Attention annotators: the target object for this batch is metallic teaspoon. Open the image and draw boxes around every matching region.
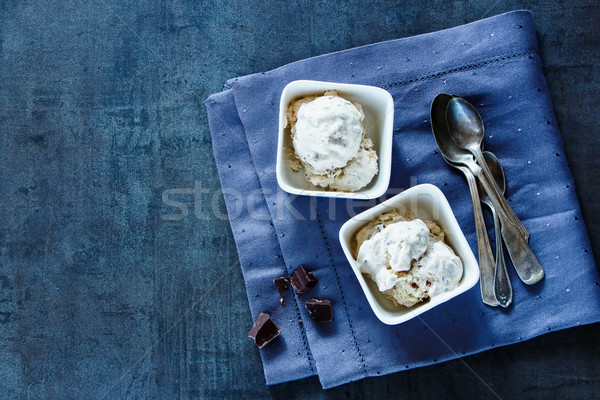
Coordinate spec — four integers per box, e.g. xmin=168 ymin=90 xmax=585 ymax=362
xmin=446 ymin=97 xmax=528 ymax=240
xmin=431 ymin=93 xmax=498 ymax=306
xmin=478 ymin=152 xmax=513 ymax=307
xmin=445 ymin=97 xmax=544 ymax=285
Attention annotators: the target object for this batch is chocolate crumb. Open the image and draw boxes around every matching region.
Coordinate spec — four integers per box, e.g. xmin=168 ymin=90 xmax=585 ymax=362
xmin=411 ymin=282 xmax=419 ymax=289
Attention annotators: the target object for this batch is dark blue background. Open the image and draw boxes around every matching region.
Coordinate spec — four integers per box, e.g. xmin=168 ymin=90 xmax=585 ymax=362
xmin=1 ymin=1 xmax=598 ymax=398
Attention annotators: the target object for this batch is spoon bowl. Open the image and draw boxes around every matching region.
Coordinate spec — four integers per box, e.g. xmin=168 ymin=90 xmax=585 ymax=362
xmin=430 ymin=94 xmax=475 ymax=166
xmin=446 ymin=97 xmax=486 ymax=153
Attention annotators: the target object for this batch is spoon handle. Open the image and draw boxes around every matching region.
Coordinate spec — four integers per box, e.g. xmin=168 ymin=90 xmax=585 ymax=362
xmin=491 ymin=208 xmax=513 ymax=307
xmin=473 ymin=151 xmax=529 ymax=241
xmin=476 ymin=168 xmax=545 ymax=285
xmin=459 ymin=166 xmax=498 ymax=306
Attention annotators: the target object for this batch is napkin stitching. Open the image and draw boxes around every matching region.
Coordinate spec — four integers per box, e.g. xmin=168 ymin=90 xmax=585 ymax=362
xmin=376 ymin=49 xmax=537 ymax=89
xmin=315 ymin=206 xmax=369 ymax=376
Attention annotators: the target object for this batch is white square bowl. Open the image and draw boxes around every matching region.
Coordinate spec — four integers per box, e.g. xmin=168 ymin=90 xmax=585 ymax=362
xmin=338 ymin=184 xmax=479 ymax=325
xmin=276 ymin=80 xmax=394 ymax=199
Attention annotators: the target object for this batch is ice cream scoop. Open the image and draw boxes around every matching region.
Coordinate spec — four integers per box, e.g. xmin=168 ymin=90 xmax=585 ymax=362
xmin=357 ymin=217 xmax=463 ymax=307
xmin=292 ymin=95 xmax=363 ymax=173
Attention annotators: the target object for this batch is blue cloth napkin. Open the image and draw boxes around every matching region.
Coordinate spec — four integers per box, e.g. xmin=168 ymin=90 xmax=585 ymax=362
xmin=206 ymin=11 xmax=600 ymax=388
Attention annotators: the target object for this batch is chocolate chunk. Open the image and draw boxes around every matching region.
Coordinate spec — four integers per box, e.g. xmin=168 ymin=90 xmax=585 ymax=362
xmin=305 ymin=299 xmax=333 ymax=324
xmin=290 ymin=266 xmax=317 ymax=294
xmin=248 ymin=313 xmax=281 ymax=348
xmin=273 ymin=276 xmax=290 ymax=293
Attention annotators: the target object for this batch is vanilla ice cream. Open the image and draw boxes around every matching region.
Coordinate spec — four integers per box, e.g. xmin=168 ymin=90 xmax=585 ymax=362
xmin=293 ymin=94 xmax=363 ymax=172
xmin=286 ymin=91 xmax=378 ymax=192
xmin=356 ymin=211 xmax=463 ymax=308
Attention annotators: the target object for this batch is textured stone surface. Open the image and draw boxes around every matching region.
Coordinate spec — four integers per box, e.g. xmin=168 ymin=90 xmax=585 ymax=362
xmin=0 ymin=0 xmax=598 ymax=398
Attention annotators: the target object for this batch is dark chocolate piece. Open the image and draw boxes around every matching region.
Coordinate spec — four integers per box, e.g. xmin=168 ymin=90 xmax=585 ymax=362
xmin=273 ymin=276 xmax=290 ymax=293
xmin=248 ymin=313 xmax=281 ymax=348
xmin=290 ymin=265 xmax=317 ymax=294
xmin=305 ymin=299 xmax=333 ymax=324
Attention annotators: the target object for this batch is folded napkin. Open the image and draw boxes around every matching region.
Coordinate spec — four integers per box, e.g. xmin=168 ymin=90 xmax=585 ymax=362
xmin=206 ymin=11 xmax=600 ymax=388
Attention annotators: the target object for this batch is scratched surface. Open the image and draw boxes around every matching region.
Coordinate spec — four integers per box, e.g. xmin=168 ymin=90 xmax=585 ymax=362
xmin=0 ymin=1 xmax=599 ymax=398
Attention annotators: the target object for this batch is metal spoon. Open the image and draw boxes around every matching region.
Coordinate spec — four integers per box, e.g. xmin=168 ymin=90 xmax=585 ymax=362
xmin=478 ymin=152 xmax=513 ymax=307
xmin=445 ymin=97 xmax=544 ymax=285
xmin=431 ymin=93 xmax=498 ymax=306
xmin=446 ymin=97 xmax=528 ymax=240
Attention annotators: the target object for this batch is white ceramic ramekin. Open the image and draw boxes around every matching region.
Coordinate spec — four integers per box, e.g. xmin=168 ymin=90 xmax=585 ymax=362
xmin=276 ymin=80 xmax=394 ymax=199
xmin=339 ymin=184 xmax=479 ymax=325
